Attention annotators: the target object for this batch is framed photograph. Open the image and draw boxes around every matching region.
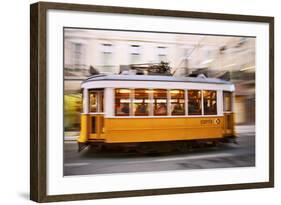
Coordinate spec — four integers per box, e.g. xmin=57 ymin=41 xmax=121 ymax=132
xmin=30 ymin=2 xmax=274 ymax=202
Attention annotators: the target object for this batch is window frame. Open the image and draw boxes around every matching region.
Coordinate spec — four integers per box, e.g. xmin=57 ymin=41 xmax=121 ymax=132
xmin=130 ymin=44 xmax=142 ymax=64
xmin=223 ymin=91 xmax=233 ymax=112
xmin=188 ymin=89 xmax=203 ymax=116
xmin=133 ymin=88 xmax=150 ymax=116
xmin=114 ymin=88 xmax=132 ymax=116
xmin=153 ymin=89 xmax=168 ymax=116
xmin=113 ymin=88 xmax=220 ymax=117
xmin=157 ymin=46 xmax=168 ymax=62
xmin=88 ymin=89 xmax=104 ymax=114
xmin=170 ymin=89 xmax=186 ymax=116
xmin=203 ymin=90 xmax=218 ymax=115
xmin=100 ymin=43 xmax=114 ymax=72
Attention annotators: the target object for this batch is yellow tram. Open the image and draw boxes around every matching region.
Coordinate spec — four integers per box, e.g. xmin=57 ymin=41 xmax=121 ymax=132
xmin=77 ymin=74 xmax=235 ymax=151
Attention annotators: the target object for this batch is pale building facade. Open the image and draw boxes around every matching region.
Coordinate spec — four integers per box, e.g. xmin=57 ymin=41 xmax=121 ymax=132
xmin=64 ymin=29 xmax=255 ymax=76
xmin=63 ymin=28 xmax=255 ymax=130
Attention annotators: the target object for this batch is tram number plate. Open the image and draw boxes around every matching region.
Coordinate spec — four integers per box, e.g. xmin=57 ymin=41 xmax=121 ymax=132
xmin=200 ymin=119 xmax=220 ymax=125
xmin=201 ymin=119 xmax=213 ymax=124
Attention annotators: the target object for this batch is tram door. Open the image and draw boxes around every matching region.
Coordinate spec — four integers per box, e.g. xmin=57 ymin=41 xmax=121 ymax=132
xmin=223 ymin=91 xmax=234 ymax=136
xmin=88 ymin=89 xmax=104 ymax=139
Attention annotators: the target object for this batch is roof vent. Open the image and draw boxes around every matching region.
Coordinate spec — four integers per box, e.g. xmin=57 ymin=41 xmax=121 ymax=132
xmin=120 ymin=70 xmax=137 ymax=75
xmin=121 ymin=70 xmax=130 ymax=75
xmin=197 ymin=74 xmax=207 ymax=79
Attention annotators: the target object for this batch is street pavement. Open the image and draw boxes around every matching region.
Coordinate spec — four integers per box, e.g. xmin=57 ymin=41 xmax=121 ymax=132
xmin=63 ymin=125 xmax=255 ymax=176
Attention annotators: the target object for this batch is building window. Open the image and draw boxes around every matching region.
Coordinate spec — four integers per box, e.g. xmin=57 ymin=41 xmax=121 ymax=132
xmin=115 ymin=89 xmax=131 ymax=116
xmin=188 ymin=90 xmax=202 ymax=115
xmin=130 ymin=45 xmax=141 ymax=64
xmin=133 ymin=89 xmax=149 ymax=116
xmin=73 ymin=43 xmax=84 ymax=69
xmin=101 ymin=43 xmax=113 ymax=72
xmin=170 ymin=90 xmax=185 ymax=115
xmin=203 ymin=90 xmax=217 ymax=115
xmin=223 ymin=91 xmax=232 ymax=111
xmin=157 ymin=46 xmax=167 ymax=62
xmin=153 ymin=89 xmax=168 ymax=116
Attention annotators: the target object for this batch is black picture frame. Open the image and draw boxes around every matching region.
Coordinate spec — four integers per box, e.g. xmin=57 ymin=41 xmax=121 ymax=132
xmin=30 ymin=1 xmax=274 ymax=202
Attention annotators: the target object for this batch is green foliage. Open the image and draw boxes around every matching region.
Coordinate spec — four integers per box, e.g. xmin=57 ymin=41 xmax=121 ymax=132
xmin=64 ymin=94 xmax=82 ymax=131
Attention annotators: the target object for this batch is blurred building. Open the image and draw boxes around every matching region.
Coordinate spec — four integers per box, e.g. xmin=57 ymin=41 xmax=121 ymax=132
xmin=64 ymin=29 xmax=255 ymax=130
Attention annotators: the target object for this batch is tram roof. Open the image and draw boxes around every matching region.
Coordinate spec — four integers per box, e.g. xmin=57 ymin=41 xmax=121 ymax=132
xmin=83 ymin=74 xmax=232 ymax=85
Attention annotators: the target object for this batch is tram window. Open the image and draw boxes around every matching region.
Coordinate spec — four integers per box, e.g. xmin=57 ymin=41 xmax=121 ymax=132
xmin=170 ymin=90 xmax=185 ymax=115
xmin=223 ymin=91 xmax=232 ymax=111
xmin=89 ymin=91 xmax=98 ymax=113
xmin=188 ymin=90 xmax=202 ymax=115
xmin=100 ymin=92 xmax=104 ymax=112
xmin=115 ymin=89 xmax=131 ymax=116
xmin=203 ymin=90 xmax=217 ymax=115
xmin=153 ymin=89 xmax=168 ymax=116
xmin=133 ymin=89 xmax=149 ymax=116
xmin=89 ymin=90 xmax=104 ymax=113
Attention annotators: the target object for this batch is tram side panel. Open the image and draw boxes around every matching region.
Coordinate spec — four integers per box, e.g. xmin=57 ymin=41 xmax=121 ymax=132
xmin=101 ymin=117 xmax=224 ymax=143
xmin=78 ymin=115 xmax=235 ymax=144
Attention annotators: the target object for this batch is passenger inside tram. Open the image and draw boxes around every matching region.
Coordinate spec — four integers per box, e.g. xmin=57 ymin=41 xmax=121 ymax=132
xmin=172 ymin=103 xmax=184 ymax=115
xmin=135 ymin=103 xmax=148 ymax=115
xmin=188 ymin=100 xmax=201 ymax=115
xmin=121 ymin=103 xmax=130 ymax=115
xmin=154 ymin=104 xmax=167 ymax=115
